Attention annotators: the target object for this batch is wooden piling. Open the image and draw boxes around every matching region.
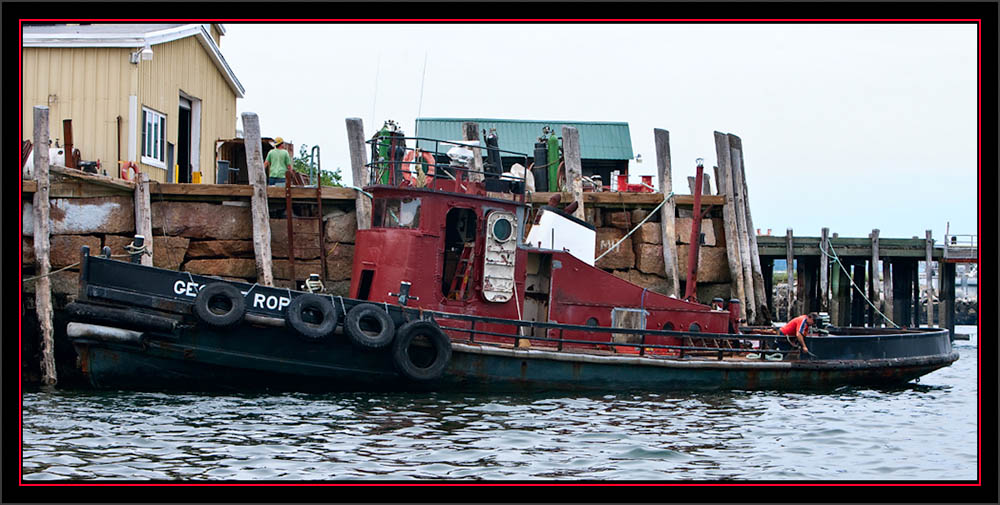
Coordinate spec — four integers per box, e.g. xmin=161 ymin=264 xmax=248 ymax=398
xmin=891 ymin=259 xmax=913 ymax=327
xmin=870 ymin=229 xmax=881 ymax=326
xmin=33 ymin=106 xmax=57 ymax=386
xmin=940 ymin=261 xmax=956 ymax=338
xmin=714 ymin=132 xmax=746 ymax=320
xmin=911 ymin=260 xmax=921 ymax=327
xmin=462 ymin=122 xmax=484 ymax=183
xmin=561 ymin=126 xmax=585 ymax=220
xmin=883 ymin=255 xmax=893 ymax=326
xmin=925 ymin=230 xmax=934 ymax=327
xmin=712 ymin=166 xmax=721 ymax=195
xmin=241 ymin=112 xmax=274 ymax=287
xmin=726 ymin=137 xmax=756 ymax=322
xmin=346 ymin=118 xmax=372 ymax=231
xmin=134 ymin=172 xmax=153 ymax=266
xmin=819 ymin=227 xmax=829 ymax=313
xmin=850 ymin=261 xmax=867 ymax=327
xmin=785 ymin=228 xmax=795 ymax=320
xmin=762 ymin=259 xmax=774 ymax=318
xmin=730 ymin=135 xmax=767 ymax=324
xmin=830 ymin=255 xmax=843 ymax=325
xmin=654 ymin=128 xmax=680 ymax=297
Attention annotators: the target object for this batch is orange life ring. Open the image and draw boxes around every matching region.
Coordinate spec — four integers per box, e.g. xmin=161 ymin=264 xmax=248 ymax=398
xmin=401 ymin=150 xmax=435 ymax=184
xmin=120 ymin=161 xmax=138 ymax=181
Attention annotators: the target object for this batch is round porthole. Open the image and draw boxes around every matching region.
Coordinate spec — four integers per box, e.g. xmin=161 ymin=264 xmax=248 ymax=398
xmin=492 ymin=217 xmax=513 ymax=242
xmin=663 ymin=322 xmax=674 ymax=330
xmin=689 ymin=323 xmax=702 ymax=333
xmin=586 ymin=317 xmax=599 ymax=327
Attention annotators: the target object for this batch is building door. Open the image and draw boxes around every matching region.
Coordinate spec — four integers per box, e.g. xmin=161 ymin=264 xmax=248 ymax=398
xmin=177 ymin=97 xmax=192 ymax=183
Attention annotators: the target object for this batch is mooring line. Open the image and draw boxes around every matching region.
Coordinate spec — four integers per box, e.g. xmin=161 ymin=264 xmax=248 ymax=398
xmin=595 ymin=192 xmax=673 ymax=262
xmin=821 ymin=242 xmax=900 ymax=329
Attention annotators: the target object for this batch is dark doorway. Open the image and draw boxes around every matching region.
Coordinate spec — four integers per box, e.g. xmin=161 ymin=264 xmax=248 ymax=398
xmin=442 ymin=207 xmax=478 ymax=299
xmin=177 ymin=98 xmax=192 ymax=183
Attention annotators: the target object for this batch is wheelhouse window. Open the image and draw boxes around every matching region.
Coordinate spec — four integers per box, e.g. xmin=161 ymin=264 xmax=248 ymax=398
xmin=141 ymin=107 xmax=166 ymax=168
xmin=372 ymin=197 xmax=421 ymax=229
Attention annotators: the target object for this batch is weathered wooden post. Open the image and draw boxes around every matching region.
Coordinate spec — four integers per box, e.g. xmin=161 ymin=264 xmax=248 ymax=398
xmin=728 ymin=141 xmax=756 ymax=323
xmin=654 ymin=128 xmax=680 ymax=297
xmin=883 ymin=257 xmax=894 ymax=326
xmin=462 ymin=122 xmax=484 ymax=183
xmin=925 ymin=230 xmax=934 ymax=327
xmin=870 ymin=229 xmax=881 ymax=326
xmin=561 ymin=126 xmax=585 ymax=220
xmin=714 ymin=132 xmax=746 ymax=321
xmin=241 ymin=112 xmax=274 ymax=287
xmin=819 ymin=227 xmax=830 ymax=313
xmin=32 ymin=106 xmax=57 ymax=386
xmin=134 ymin=172 xmax=153 ymax=266
xmin=730 ymin=135 xmax=767 ymax=323
xmin=346 ymin=118 xmax=372 ymax=231
xmin=940 ymin=261 xmax=956 ymax=338
xmin=786 ymin=228 xmax=795 ymax=320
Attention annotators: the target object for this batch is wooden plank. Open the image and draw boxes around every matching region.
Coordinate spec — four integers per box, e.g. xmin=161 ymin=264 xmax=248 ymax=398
xmin=731 ymin=135 xmax=767 ymax=324
xmin=241 ymin=112 xmax=274 ymax=287
xmin=654 ymin=128 xmax=679 ymax=297
xmin=786 ymin=228 xmax=795 ymax=321
xmin=728 ymin=140 xmax=756 ymax=322
xmin=32 ymin=106 xmax=57 ymax=386
xmin=462 ymin=122 xmax=484 ymax=184
xmin=346 ymin=118 xmax=372 ymax=231
xmin=819 ymin=227 xmax=829 ymax=313
xmin=134 ymin=172 xmax=153 ymax=266
xmin=925 ymin=230 xmax=934 ymax=327
xmin=712 ymin=166 xmax=721 ymax=195
xmin=561 ymin=126 xmax=585 ymax=220
xmin=714 ymin=131 xmax=746 ymax=321
xmin=49 ymin=164 xmax=136 ymax=191
xmin=870 ymin=229 xmax=882 ymax=326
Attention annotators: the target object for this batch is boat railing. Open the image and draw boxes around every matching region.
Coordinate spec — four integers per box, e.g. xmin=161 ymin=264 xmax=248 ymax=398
xmin=364 ymin=136 xmax=530 ymax=202
xmin=408 ymin=307 xmax=799 ymax=361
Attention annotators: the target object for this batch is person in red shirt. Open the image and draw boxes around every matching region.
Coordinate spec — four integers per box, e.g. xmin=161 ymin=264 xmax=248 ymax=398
xmin=780 ymin=312 xmax=818 ymax=354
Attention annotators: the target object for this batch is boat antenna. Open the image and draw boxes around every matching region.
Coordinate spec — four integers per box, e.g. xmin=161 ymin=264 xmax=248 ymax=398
xmin=416 ymin=51 xmax=428 ymax=133
xmin=371 ymin=53 xmax=381 ymax=128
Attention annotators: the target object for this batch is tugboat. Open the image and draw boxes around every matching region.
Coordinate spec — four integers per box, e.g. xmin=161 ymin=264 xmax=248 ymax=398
xmin=64 ymin=133 xmax=957 ymax=391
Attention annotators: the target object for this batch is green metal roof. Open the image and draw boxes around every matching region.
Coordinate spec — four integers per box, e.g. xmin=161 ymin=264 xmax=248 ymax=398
xmin=415 ymin=118 xmax=634 ymax=161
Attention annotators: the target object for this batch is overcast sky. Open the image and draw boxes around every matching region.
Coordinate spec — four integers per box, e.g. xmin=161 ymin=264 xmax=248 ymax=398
xmin=224 ymin=23 xmax=978 ymax=240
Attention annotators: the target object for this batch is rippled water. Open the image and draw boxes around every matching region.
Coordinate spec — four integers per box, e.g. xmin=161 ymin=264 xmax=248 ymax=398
xmin=21 ymin=327 xmax=978 ymax=481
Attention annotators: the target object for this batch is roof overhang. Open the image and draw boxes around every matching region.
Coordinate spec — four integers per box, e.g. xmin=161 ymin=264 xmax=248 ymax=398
xmin=22 ymin=24 xmax=244 ymax=98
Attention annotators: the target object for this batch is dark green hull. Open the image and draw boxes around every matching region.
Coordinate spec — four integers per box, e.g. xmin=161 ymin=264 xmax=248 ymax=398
xmin=71 ymin=323 xmax=958 ymax=392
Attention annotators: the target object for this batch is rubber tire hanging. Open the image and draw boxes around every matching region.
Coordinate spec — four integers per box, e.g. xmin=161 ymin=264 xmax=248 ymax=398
xmin=344 ymin=303 xmax=396 ymax=349
xmin=286 ymin=294 xmax=337 ymax=341
xmin=391 ymin=319 xmax=452 ymax=381
xmin=193 ymin=283 xmax=246 ymax=328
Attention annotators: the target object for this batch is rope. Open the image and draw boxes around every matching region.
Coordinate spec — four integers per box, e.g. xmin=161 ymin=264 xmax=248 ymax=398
xmin=22 ymin=251 xmax=136 ymax=283
xmin=820 ymin=242 xmax=900 ymax=329
xmin=595 ymin=192 xmax=673 ymax=262
xmin=346 ymin=185 xmax=373 ymax=200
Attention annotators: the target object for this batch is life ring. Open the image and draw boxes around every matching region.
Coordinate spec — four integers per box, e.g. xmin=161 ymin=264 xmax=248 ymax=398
xmin=391 ymin=320 xmax=452 ymax=381
xmin=120 ymin=161 xmax=138 ymax=181
xmin=401 ymin=150 xmax=435 ymax=184
xmin=193 ymin=283 xmax=245 ymax=328
xmin=345 ymin=303 xmax=396 ymax=349
xmin=286 ymin=294 xmax=337 ymax=341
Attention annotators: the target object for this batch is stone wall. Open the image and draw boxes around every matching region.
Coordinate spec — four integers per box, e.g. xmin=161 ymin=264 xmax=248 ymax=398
xmin=21 ymin=198 xmax=358 ymax=304
xmin=591 ymin=206 xmax=732 ymax=302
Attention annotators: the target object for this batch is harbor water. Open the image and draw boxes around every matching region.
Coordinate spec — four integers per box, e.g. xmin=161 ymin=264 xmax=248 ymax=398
xmin=21 ymin=326 xmax=978 ymax=481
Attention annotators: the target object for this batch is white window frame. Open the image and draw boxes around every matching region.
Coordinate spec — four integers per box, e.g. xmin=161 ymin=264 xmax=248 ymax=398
xmin=141 ymin=106 xmax=167 ymax=169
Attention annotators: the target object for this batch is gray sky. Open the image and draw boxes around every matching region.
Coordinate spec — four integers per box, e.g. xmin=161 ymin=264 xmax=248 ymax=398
xmin=224 ymin=23 xmax=978 ymax=239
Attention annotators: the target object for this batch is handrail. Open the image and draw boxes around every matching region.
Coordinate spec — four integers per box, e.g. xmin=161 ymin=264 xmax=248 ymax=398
xmin=364 ymin=135 xmax=530 ymax=201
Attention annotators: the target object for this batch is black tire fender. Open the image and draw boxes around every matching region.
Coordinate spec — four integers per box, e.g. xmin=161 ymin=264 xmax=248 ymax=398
xmin=193 ymin=282 xmax=245 ymax=328
xmin=286 ymin=294 xmax=337 ymax=341
xmin=391 ymin=319 xmax=452 ymax=381
xmin=345 ymin=303 xmax=395 ymax=349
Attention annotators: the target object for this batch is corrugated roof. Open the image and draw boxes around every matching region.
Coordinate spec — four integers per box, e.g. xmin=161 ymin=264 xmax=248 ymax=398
xmin=415 ymin=118 xmax=634 ymax=160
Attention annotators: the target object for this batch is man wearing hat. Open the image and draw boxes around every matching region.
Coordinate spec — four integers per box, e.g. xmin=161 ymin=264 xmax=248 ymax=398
xmin=264 ymin=137 xmax=293 ymax=185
